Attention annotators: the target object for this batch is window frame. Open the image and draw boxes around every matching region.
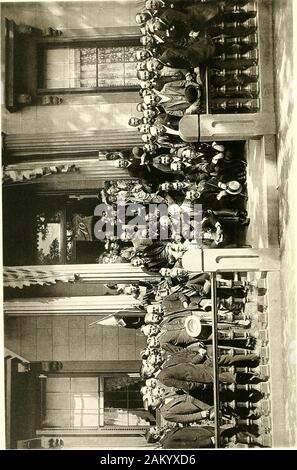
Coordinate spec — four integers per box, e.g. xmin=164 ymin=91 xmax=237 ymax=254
xmin=41 ymin=374 xmax=151 ymax=431
xmin=37 ymin=36 xmax=141 ymax=94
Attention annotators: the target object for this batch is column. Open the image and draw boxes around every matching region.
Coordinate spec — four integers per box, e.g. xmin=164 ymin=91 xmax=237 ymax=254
xmin=3 ymin=264 xmax=160 ymax=289
xmin=179 ymin=113 xmax=276 ymax=142
xmin=4 ymin=130 xmax=142 ymax=158
xmin=4 ymin=295 xmax=141 ymax=316
xmin=3 ymin=157 xmax=131 ymax=184
xmin=182 ymin=248 xmax=280 ymax=273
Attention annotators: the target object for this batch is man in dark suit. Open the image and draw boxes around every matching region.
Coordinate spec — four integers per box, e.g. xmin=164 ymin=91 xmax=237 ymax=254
xmin=150 ymin=3 xmax=220 ymax=38
xmin=157 ymin=314 xmax=213 ymax=348
xmin=146 ymin=424 xmax=261 ymax=449
xmin=146 ymin=424 xmax=216 ymax=448
xmin=156 ymin=37 xmax=216 ymax=69
xmin=114 ymin=158 xmax=177 ymax=190
xmin=145 ymin=392 xmax=213 ymax=424
xmin=155 ymin=350 xmax=262 ymax=391
xmin=154 ymin=112 xmax=181 ymax=130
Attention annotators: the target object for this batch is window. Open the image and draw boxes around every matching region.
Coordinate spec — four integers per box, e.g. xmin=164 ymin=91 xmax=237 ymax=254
xmin=42 ymin=376 xmax=155 ymax=430
xmin=35 ymin=196 xmax=106 ymax=265
xmin=38 ymin=39 xmax=141 ymax=93
xmin=43 ymin=377 xmax=100 ymax=429
xmin=103 ymin=377 xmax=155 ymax=427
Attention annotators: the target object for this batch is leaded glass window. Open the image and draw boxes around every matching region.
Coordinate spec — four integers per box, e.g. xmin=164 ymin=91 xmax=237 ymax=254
xmin=43 ymin=45 xmax=141 ymax=90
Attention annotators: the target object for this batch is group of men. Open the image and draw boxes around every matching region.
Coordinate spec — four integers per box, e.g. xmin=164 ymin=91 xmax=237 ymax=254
xmin=130 ymin=0 xmax=258 ymax=136
xmin=141 ymin=272 xmax=268 ymax=448
xmin=101 ymin=268 xmax=270 ymax=448
xmin=93 ymin=0 xmax=268 ymax=449
xmin=99 ymin=140 xmax=249 ymax=271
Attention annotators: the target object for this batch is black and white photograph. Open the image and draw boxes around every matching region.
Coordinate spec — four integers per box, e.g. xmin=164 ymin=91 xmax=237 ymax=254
xmin=0 ymin=0 xmax=296 ymax=453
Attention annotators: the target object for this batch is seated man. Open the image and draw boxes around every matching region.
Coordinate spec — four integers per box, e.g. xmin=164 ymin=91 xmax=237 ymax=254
xmin=145 ymin=424 xmax=264 ymax=449
xmin=145 ymin=424 xmax=216 ymax=448
xmin=154 ymin=38 xmax=216 ymax=69
xmin=143 ymin=78 xmax=202 ymax=116
xmin=148 ymin=3 xmax=220 ymax=39
xmin=113 ymin=158 xmax=174 ymax=190
xmin=153 ymin=112 xmax=181 ymax=130
xmin=157 ymin=315 xmax=210 ymax=347
xmin=156 ymin=352 xmax=264 ymax=391
xmin=121 ymin=282 xmax=157 ymax=308
xmin=144 ymin=390 xmax=213 ymax=424
xmin=185 ymin=179 xmax=245 ymax=212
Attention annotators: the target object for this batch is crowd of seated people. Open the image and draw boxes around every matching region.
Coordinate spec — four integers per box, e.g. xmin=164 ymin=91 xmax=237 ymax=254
xmin=95 ymin=149 xmax=268 ymax=446
xmin=133 ymin=0 xmax=259 ymax=117
xmin=98 ymin=140 xmax=250 ymax=270
xmin=92 ymin=0 xmax=268 ymax=448
xmin=100 ymin=270 xmax=270 ymax=448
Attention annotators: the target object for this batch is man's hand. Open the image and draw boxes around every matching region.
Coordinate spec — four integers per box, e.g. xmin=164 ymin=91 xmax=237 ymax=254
xmin=209 ymin=408 xmax=215 ymax=420
xmin=215 ymin=226 xmax=224 ymax=244
xmin=201 ymin=410 xmax=210 ymax=418
xmin=198 ymin=347 xmax=207 ymax=357
xmin=189 ymin=31 xmax=199 ymax=39
xmin=185 ymin=102 xmax=199 ymax=115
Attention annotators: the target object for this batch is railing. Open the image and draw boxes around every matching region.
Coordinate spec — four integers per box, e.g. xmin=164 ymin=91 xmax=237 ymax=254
xmin=182 ymin=248 xmax=280 ymax=448
xmin=211 ymin=272 xmax=221 ymax=447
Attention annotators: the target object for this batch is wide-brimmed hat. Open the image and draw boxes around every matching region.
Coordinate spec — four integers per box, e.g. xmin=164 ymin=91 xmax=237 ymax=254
xmin=225 ymin=180 xmax=243 ymax=195
xmin=185 ymin=316 xmax=201 ymax=338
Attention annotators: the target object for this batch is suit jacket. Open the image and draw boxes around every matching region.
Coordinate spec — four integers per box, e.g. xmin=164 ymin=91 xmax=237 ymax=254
xmin=157 ymin=363 xmax=210 ymax=391
xmin=157 ymin=4 xmax=219 ymax=33
xmin=155 ymin=9 xmax=191 ymax=38
xmin=183 ymin=3 xmax=219 ymax=26
xmin=158 ymin=38 xmax=215 ymax=69
xmin=162 ymin=294 xmax=193 ymax=315
xmin=158 ymin=79 xmax=192 ymax=115
xmin=158 ymin=46 xmax=193 ymax=69
xmin=154 ymin=74 xmax=184 ymax=92
xmin=160 ymin=393 xmax=211 ymax=423
xmin=160 ymin=315 xmax=213 ymax=341
xmin=127 ymin=161 xmax=174 ymax=190
xmin=158 ymin=327 xmax=199 ymax=349
xmin=160 ymin=426 xmax=215 ymax=449
xmin=154 ymin=113 xmax=181 ymax=130
xmin=162 ymin=349 xmax=205 ymax=368
xmin=158 ymin=315 xmax=213 ymax=348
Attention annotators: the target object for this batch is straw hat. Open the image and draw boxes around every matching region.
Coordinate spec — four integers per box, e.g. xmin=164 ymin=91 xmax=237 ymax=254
xmin=185 ymin=316 xmax=202 ymax=338
xmin=225 ymin=180 xmax=243 ymax=195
